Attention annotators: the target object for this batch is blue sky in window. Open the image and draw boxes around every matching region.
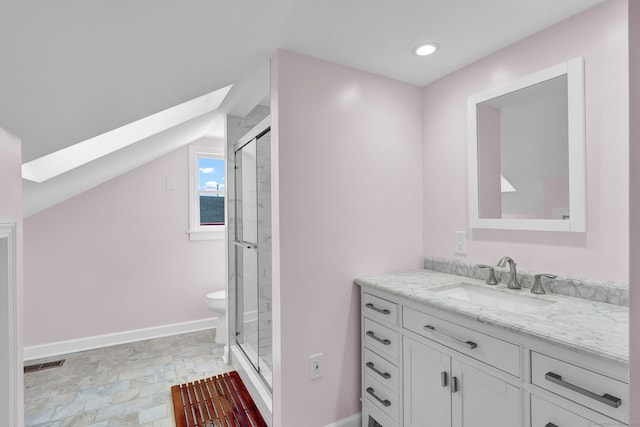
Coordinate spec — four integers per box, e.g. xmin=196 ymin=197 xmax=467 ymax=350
xmin=198 ymin=157 xmax=225 ymax=192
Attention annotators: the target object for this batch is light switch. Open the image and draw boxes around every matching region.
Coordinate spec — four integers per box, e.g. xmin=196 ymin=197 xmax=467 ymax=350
xmin=166 ymin=176 xmax=176 ymax=191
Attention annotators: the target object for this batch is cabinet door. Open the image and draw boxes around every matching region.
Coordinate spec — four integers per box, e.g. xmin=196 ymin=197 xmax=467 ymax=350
xmin=403 ymin=337 xmax=451 ymax=427
xmin=451 ymin=360 xmax=521 ymax=427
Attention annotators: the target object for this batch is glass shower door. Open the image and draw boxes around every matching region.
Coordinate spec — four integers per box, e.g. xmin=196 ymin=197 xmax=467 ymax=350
xmin=233 ymin=126 xmax=272 ymax=390
xmin=234 ymin=138 xmax=260 ymax=371
xmin=255 ymin=129 xmax=272 ymax=388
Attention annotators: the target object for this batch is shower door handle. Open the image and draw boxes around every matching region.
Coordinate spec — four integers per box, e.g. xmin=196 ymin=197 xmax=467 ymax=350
xmin=232 ymin=240 xmax=257 ymax=250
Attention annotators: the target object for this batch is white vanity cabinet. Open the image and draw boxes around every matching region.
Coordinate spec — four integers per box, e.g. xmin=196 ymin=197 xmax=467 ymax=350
xmin=529 ymin=350 xmax=629 ymax=426
xmin=530 ymin=395 xmax=606 ymax=427
xmin=362 ymin=293 xmax=402 ymax=427
xmin=402 ymin=337 xmax=451 ymax=426
xmin=361 ymin=289 xmax=522 ymax=427
xmin=402 ymin=308 xmax=521 ymax=427
xmin=403 ymin=336 xmax=521 ymax=427
xmin=359 ymin=286 xmax=629 ymax=427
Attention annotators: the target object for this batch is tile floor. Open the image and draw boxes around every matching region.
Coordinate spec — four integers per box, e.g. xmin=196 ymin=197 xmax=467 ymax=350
xmin=24 ymin=329 xmax=232 ymax=427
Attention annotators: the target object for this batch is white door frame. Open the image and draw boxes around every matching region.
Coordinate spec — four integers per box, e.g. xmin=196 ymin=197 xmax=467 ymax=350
xmin=0 ymin=221 xmax=20 ymax=426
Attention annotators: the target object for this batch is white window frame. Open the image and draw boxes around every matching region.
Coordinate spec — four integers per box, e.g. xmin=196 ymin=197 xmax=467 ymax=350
xmin=188 ymin=145 xmax=226 ymax=241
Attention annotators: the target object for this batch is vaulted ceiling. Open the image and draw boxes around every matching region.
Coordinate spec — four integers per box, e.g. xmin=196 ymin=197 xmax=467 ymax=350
xmin=0 ymin=0 xmax=603 ymax=215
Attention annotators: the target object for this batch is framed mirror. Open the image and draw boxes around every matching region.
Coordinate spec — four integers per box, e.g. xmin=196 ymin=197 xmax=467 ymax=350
xmin=468 ymin=57 xmax=586 ymax=232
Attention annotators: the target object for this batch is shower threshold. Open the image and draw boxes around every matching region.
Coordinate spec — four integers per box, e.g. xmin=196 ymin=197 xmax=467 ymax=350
xmin=230 ymin=345 xmax=272 ymax=427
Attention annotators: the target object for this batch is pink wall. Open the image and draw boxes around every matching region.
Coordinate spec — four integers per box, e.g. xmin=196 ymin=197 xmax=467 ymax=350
xmin=628 ymin=0 xmax=639 ymax=423
xmin=423 ymin=0 xmax=629 ymax=283
xmin=271 ymin=49 xmax=423 ymax=426
xmin=0 ymin=127 xmax=24 ymax=426
xmin=23 ymin=140 xmax=226 ymax=346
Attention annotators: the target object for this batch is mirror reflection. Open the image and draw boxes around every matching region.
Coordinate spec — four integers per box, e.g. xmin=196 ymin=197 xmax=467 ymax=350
xmin=477 ymin=75 xmax=570 ymax=220
xmin=468 ymin=56 xmax=586 ymax=232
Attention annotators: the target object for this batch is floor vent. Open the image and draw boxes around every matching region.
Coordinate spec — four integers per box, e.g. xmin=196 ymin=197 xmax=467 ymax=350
xmin=24 ymin=360 xmax=65 ymax=373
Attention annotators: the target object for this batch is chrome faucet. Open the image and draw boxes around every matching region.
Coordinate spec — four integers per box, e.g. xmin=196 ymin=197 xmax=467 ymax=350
xmin=531 ymin=273 xmax=557 ymax=295
xmin=497 ymin=256 xmax=521 ymax=289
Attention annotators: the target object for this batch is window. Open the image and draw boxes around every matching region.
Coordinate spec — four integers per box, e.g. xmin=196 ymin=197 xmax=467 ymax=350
xmin=189 ymin=145 xmax=225 ymax=240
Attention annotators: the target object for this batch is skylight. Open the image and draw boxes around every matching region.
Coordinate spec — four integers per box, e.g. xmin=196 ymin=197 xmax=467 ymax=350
xmin=22 ymin=85 xmax=232 ymax=183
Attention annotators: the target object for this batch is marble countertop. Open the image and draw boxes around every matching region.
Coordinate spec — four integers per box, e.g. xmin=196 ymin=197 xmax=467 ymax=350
xmin=355 ymin=269 xmax=628 ymax=364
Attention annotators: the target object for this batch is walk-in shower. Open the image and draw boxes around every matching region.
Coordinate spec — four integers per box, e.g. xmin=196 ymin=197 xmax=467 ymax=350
xmin=227 ymin=111 xmax=273 ymax=424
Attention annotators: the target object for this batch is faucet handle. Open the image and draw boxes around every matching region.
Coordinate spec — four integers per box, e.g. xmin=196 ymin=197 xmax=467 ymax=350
xmin=478 ymin=265 xmax=499 ymax=286
xmin=531 ymin=273 xmax=557 ymax=295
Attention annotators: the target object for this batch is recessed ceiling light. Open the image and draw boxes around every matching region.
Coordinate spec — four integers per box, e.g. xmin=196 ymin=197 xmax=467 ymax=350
xmin=414 ymin=42 xmax=439 ymax=56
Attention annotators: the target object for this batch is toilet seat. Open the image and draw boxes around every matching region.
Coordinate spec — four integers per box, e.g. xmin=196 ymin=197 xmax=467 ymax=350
xmin=206 ymin=290 xmax=225 ymax=301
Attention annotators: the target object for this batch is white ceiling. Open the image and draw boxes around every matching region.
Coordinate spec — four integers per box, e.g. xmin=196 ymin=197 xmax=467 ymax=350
xmin=4 ymin=0 xmax=608 ymax=217
xmin=1 ymin=0 xmax=604 ymax=164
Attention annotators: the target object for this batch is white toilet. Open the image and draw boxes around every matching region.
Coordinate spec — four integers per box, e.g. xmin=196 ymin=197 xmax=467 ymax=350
xmin=205 ymin=290 xmax=227 ymax=345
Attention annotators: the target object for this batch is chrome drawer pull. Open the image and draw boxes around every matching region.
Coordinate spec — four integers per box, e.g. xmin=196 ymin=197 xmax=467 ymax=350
xmin=544 ymin=372 xmax=622 ymax=408
xmin=366 ymin=387 xmax=391 ymax=407
xmin=423 ymin=325 xmax=478 ymax=349
xmin=545 ymin=424 xmax=558 ymax=427
xmin=366 ymin=331 xmax=391 ymax=345
xmin=441 ymin=371 xmax=448 ymax=387
xmin=366 ymin=362 xmax=391 ymax=379
xmin=365 ymin=303 xmax=391 ymax=315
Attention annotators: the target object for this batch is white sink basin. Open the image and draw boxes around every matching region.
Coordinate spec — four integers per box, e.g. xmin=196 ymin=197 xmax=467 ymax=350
xmin=433 ymin=283 xmax=555 ymax=313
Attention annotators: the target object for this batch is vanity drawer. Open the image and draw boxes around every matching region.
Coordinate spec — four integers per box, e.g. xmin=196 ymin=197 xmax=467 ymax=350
xmin=403 ymin=307 xmax=520 ymax=376
xmin=362 ymin=402 xmax=399 ymax=427
xmin=364 ymin=373 xmax=400 ymax=423
xmin=531 ymin=351 xmax=628 ymax=424
xmin=364 ymin=318 xmax=400 ymax=363
xmin=364 ymin=293 xmax=398 ymax=326
xmin=531 ymin=394 xmax=608 ymax=427
xmin=363 ymin=348 xmax=400 ymax=395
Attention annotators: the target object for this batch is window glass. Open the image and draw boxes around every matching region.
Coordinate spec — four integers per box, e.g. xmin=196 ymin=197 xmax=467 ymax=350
xmin=198 ymin=157 xmax=225 ymax=226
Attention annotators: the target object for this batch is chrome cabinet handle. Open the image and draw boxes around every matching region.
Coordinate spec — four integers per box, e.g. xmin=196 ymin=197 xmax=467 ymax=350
xmin=365 ymin=303 xmax=391 ymax=315
xmin=545 ymin=372 xmax=622 ymax=408
xmin=366 ymin=331 xmax=391 ymax=345
xmin=423 ymin=325 xmax=478 ymax=349
xmin=366 ymin=362 xmax=391 ymax=379
xmin=545 ymin=423 xmax=558 ymax=427
xmin=366 ymin=387 xmax=391 ymax=407
xmin=441 ymin=371 xmax=448 ymax=387
xmin=451 ymin=376 xmax=459 ymax=393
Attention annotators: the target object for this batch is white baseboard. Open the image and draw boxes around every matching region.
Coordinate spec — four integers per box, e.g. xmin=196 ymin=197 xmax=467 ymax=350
xmin=24 ymin=317 xmax=217 ymax=361
xmin=324 ymin=413 xmax=362 ymax=427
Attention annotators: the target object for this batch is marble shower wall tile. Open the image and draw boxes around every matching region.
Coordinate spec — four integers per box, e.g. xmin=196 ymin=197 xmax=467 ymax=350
xmin=424 ymin=257 xmax=629 ymax=306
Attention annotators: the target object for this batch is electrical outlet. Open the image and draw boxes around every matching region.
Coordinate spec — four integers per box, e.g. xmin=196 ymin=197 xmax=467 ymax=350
xmin=309 ymin=353 xmax=323 ymax=380
xmin=454 ymin=231 xmax=467 ymax=255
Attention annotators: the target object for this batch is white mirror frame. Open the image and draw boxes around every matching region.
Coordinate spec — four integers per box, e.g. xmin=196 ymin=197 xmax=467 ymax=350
xmin=468 ymin=57 xmax=586 ymax=232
